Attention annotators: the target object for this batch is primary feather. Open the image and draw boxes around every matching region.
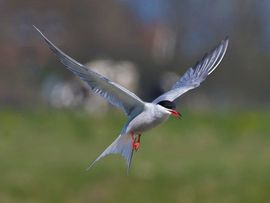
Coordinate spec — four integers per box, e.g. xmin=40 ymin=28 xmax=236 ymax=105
xmin=34 ymin=25 xmax=144 ymax=116
xmin=153 ymin=37 xmax=229 ymax=104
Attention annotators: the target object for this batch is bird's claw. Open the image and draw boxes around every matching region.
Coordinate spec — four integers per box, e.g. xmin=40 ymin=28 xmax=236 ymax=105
xmin=131 ymin=133 xmax=141 ymax=151
xmin=133 ymin=142 xmax=140 ymax=151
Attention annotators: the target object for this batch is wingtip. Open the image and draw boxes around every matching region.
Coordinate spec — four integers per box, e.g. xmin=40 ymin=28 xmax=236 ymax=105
xmin=222 ymin=36 xmax=229 ymax=53
xmin=32 ymin=24 xmax=40 ymax=32
xmin=223 ymin=36 xmax=230 ymax=44
xmin=32 ymin=25 xmax=45 ymax=38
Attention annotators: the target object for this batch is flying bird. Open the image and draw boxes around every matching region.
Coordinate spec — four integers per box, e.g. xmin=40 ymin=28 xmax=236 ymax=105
xmin=34 ymin=25 xmax=229 ymax=171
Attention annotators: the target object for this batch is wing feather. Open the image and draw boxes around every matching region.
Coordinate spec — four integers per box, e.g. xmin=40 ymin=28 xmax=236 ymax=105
xmin=153 ymin=37 xmax=229 ymax=103
xmin=34 ymin=26 xmax=144 ymax=116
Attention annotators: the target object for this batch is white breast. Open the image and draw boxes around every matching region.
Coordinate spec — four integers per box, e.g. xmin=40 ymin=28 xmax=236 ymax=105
xmin=123 ymin=103 xmax=170 ymax=134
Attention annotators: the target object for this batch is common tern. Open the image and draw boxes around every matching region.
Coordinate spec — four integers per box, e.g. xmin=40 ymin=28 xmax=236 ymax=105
xmin=34 ymin=25 xmax=229 ymax=171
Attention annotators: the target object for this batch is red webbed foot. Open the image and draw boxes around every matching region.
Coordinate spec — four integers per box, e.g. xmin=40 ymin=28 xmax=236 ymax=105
xmin=131 ymin=133 xmax=141 ymax=151
xmin=133 ymin=142 xmax=140 ymax=151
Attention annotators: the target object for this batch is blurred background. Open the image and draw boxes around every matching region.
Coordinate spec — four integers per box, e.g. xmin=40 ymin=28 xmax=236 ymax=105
xmin=3 ymin=0 xmax=270 ymax=109
xmin=1 ymin=0 xmax=270 ymax=202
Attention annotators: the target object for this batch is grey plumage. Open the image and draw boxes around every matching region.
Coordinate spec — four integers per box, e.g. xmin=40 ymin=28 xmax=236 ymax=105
xmin=33 ymin=25 xmax=144 ymax=117
xmin=152 ymin=37 xmax=229 ymax=104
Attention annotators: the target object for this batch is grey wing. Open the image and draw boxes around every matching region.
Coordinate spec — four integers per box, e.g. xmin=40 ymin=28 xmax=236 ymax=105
xmin=34 ymin=26 xmax=144 ymax=116
xmin=153 ymin=37 xmax=229 ymax=103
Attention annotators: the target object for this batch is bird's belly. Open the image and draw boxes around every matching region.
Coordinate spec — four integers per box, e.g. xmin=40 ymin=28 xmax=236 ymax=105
xmin=126 ymin=111 xmax=170 ymax=134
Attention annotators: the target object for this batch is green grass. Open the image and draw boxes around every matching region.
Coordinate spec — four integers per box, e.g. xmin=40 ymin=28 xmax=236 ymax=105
xmin=0 ymin=108 xmax=270 ymax=203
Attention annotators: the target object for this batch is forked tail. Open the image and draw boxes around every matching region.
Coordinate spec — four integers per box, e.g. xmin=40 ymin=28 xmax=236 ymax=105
xmin=87 ymin=134 xmax=134 ymax=172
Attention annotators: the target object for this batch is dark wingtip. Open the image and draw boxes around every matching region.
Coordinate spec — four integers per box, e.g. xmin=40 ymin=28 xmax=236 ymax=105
xmin=223 ymin=36 xmax=230 ymax=44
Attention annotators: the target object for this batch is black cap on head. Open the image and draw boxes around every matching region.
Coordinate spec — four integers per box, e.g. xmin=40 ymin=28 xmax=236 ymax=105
xmin=157 ymin=100 xmax=176 ymax=110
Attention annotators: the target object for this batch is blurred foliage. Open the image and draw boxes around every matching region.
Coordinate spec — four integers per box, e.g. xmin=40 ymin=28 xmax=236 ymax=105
xmin=1 ymin=0 xmax=270 ymax=106
xmin=0 ymin=109 xmax=270 ymax=202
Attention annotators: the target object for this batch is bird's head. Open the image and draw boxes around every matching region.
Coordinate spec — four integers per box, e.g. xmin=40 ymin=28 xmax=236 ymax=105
xmin=157 ymin=100 xmax=181 ymax=119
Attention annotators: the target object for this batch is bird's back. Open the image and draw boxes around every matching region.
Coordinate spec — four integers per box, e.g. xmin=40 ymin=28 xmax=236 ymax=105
xmin=123 ymin=103 xmax=170 ymax=135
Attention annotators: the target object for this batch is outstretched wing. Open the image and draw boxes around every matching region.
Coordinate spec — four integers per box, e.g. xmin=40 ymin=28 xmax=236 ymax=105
xmin=152 ymin=37 xmax=229 ymax=104
xmin=34 ymin=26 xmax=144 ymax=116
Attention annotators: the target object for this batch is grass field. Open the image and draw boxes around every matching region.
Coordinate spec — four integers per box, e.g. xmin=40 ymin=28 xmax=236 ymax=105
xmin=0 ymin=108 xmax=270 ymax=203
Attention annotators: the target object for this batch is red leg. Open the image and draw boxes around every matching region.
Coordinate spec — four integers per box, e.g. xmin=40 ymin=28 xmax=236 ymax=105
xmin=133 ymin=134 xmax=141 ymax=151
xmin=131 ymin=132 xmax=135 ymax=148
xmin=131 ymin=132 xmax=135 ymax=141
xmin=131 ymin=132 xmax=142 ymax=151
xmin=137 ymin=134 xmax=141 ymax=143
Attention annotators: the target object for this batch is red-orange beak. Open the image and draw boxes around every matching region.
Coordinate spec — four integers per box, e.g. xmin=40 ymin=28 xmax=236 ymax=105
xmin=169 ymin=109 xmax=182 ymax=119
